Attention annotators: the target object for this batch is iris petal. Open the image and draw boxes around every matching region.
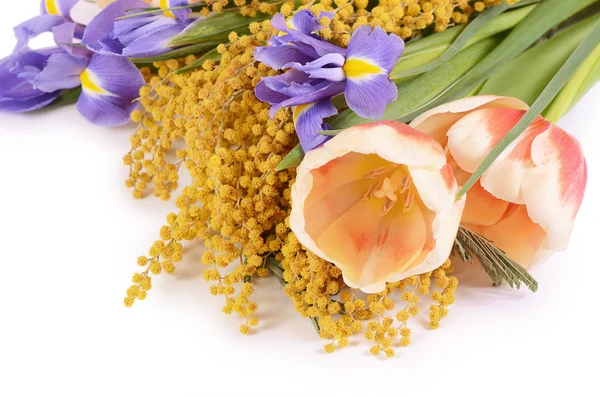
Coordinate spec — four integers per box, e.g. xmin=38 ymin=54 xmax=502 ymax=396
xmin=33 ymin=52 xmax=88 ymax=92
xmin=293 ymin=99 xmax=337 ymax=151
xmin=76 ymin=54 xmax=144 ymax=126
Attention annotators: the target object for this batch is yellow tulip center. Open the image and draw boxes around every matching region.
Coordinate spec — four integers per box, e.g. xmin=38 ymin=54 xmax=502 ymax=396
xmin=363 ymin=165 xmax=414 ymax=216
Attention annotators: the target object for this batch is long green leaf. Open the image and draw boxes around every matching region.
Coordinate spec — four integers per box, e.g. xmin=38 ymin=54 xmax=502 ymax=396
xmin=479 ymin=14 xmax=600 ymax=105
xmin=275 ymin=143 xmax=304 ymax=171
xmin=407 ymin=0 xmax=590 ymax=121
xmin=41 ymin=87 xmax=81 ymax=111
xmin=458 ymin=19 xmax=600 ymax=198
xmin=543 ymin=42 xmax=600 ymax=122
xmin=329 ymin=36 xmax=502 ymax=131
xmin=130 ymin=42 xmax=219 ymax=63
xmin=168 ymin=10 xmax=266 ymax=48
xmin=276 ymin=37 xmax=501 ymax=170
xmin=391 ymin=3 xmax=509 ymax=80
xmin=390 ymin=3 xmax=537 ymax=82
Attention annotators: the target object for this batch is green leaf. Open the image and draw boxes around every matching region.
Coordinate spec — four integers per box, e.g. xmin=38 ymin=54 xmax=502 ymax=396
xmin=414 ymin=0 xmax=590 ymax=120
xmin=391 ymin=3 xmax=510 ymax=80
xmin=328 ymin=35 xmax=502 ymax=131
xmin=456 ymin=227 xmax=538 ymax=292
xmin=130 ymin=42 xmax=220 ymax=63
xmin=390 ymin=2 xmax=538 ymax=82
xmin=479 ymin=14 xmax=600 ymax=105
xmin=168 ymin=10 xmax=266 ymax=48
xmin=117 ymin=4 xmax=199 ymax=20
xmin=458 ymin=18 xmax=600 ymax=198
xmin=44 ymin=87 xmax=81 ymax=110
xmin=543 ymin=42 xmax=600 ymax=122
xmin=175 ymin=47 xmax=223 ymax=74
xmin=275 ymin=143 xmax=304 ymax=171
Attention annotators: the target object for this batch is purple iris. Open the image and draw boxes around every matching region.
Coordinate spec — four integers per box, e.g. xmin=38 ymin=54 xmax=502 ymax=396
xmin=254 ymin=11 xmax=404 ymax=152
xmin=0 ymin=14 xmax=144 ymax=125
xmin=82 ymin=0 xmax=195 ymax=58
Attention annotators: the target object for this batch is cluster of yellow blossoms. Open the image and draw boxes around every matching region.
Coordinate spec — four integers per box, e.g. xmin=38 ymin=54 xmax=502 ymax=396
xmin=123 ymin=0 xmax=514 ymax=356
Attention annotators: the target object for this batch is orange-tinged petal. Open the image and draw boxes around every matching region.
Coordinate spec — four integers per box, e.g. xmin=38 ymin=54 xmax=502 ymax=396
xmin=480 ymin=205 xmax=547 ymax=268
xmin=447 ymin=107 xmax=525 ymax=173
xmin=461 ymin=180 xmax=510 ymax=226
xmin=318 ymin=197 xmax=427 ymax=293
xmin=290 ymin=120 xmax=464 ymax=293
xmin=418 ymin=194 xmax=466 ymax=273
xmin=408 ymin=162 xmax=457 ymax=213
xmin=521 ymin=124 xmax=587 ymax=251
xmin=323 ymin=121 xmax=447 ymax=168
xmin=480 ymin=117 xmax=552 ymax=204
xmin=410 ymin=95 xmax=529 ymax=146
xmin=309 ymin=152 xmax=390 ymax=201
xmin=303 ymin=179 xmax=373 ymax=241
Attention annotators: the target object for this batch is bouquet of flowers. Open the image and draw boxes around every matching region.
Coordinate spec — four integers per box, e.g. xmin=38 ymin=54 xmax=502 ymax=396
xmin=2 ymin=0 xmax=597 ymax=356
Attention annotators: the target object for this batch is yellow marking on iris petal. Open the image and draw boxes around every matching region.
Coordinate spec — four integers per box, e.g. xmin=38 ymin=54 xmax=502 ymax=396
xmin=293 ymin=103 xmax=314 ymax=125
xmin=80 ymin=69 xmax=109 ymax=96
xmin=45 ymin=0 xmax=61 ymax=15
xmin=343 ymin=58 xmax=383 ymax=79
xmin=160 ymin=0 xmax=176 ymax=18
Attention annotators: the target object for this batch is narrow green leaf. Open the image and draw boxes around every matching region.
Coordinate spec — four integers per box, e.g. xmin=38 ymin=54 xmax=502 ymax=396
xmin=391 ymin=3 xmax=509 ymax=80
xmin=390 ymin=3 xmax=537 ymax=81
xmin=458 ymin=19 xmax=600 ymax=198
xmin=275 ymin=144 xmax=304 ymax=171
xmin=543 ymin=42 xmax=600 ymax=122
xmin=328 ymin=36 xmax=502 ymax=131
xmin=414 ymin=0 xmax=590 ymax=119
xmin=116 ymin=4 xmax=199 ymax=20
xmin=168 ymin=10 xmax=266 ymax=48
xmin=44 ymin=87 xmax=82 ymax=110
xmin=175 ymin=48 xmax=222 ymax=74
xmin=130 ymin=42 xmax=219 ymax=63
xmin=479 ymin=14 xmax=600 ymax=105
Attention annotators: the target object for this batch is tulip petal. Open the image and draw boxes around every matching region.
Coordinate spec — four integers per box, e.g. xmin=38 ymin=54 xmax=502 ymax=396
xmin=479 ymin=205 xmax=547 ymax=267
xmin=410 ymin=95 xmax=529 ymax=146
xmin=462 ymin=181 xmax=510 ymax=226
xmin=318 ymin=197 xmax=427 ymax=293
xmin=410 ymin=195 xmax=466 ymax=277
xmin=521 ymin=124 xmax=587 ymax=252
xmin=479 ymin=117 xmax=552 ymax=204
xmin=324 ymin=121 xmax=447 ymax=168
xmin=446 ymin=107 xmax=526 ymax=173
xmin=408 ymin=162 xmax=457 ymax=214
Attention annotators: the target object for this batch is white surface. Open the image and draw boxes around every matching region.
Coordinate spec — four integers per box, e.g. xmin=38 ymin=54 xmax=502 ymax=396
xmin=1 ymin=3 xmax=599 ymax=397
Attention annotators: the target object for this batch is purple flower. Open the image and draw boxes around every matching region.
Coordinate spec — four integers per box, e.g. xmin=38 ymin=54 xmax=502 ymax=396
xmin=0 ymin=49 xmax=63 ymax=112
xmin=1 ymin=19 xmax=144 ymax=126
xmin=82 ymin=0 xmax=195 ymax=58
xmin=254 ymin=11 xmax=404 ymax=152
xmin=40 ymin=0 xmax=80 ymax=19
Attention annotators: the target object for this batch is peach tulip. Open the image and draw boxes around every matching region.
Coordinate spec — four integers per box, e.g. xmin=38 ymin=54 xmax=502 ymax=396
xmin=410 ymin=95 xmax=587 ymax=267
xmin=290 ymin=121 xmax=466 ymax=293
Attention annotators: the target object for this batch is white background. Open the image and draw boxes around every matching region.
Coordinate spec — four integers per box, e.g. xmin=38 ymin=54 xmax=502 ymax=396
xmin=1 ymin=3 xmax=599 ymax=397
